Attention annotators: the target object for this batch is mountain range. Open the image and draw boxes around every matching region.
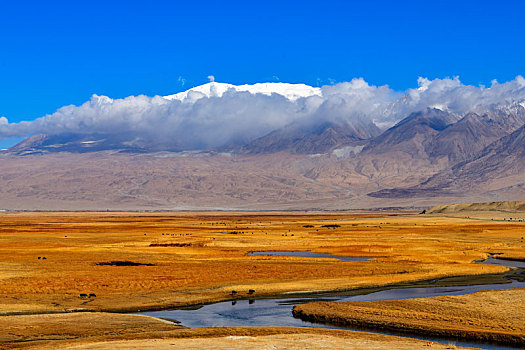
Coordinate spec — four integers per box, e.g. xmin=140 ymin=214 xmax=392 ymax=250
xmin=1 ymin=82 xmax=524 ymax=210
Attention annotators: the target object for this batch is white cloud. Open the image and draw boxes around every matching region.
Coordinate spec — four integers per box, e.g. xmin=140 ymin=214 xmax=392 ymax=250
xmin=1 ymin=76 xmax=525 ymax=150
xmin=207 ymin=75 xmax=215 ymax=82
xmin=403 ymin=75 xmax=525 ymax=115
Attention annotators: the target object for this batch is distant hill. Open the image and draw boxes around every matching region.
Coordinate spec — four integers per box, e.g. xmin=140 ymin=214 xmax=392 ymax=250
xmin=367 ymin=113 xmax=525 ymax=200
xmin=427 ymin=112 xmax=508 ymax=163
xmin=427 ymin=200 xmax=525 ymax=214
xmin=417 ymin=123 xmax=525 ymax=193
xmin=6 ymin=133 xmax=155 ymax=155
xmin=362 ymin=108 xmax=458 ymax=157
xmin=241 ymin=120 xmax=378 ymax=154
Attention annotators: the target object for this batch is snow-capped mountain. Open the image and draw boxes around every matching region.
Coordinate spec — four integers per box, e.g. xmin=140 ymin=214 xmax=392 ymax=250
xmin=163 ymin=82 xmax=322 ymax=102
xmin=3 ymin=77 xmax=525 ymax=210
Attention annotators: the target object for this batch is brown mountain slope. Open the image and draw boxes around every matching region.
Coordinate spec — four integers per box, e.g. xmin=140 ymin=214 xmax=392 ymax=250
xmin=362 ymin=108 xmax=457 ymax=157
xmin=421 ymin=123 xmax=525 ymax=192
xmin=0 ymin=151 xmax=493 ymax=211
xmin=242 ymin=120 xmax=378 ymax=154
xmin=370 ymin=124 xmax=525 ymax=199
xmin=427 ymin=200 xmax=525 ymax=214
xmin=0 ymin=152 xmax=359 ymax=210
xmin=427 ymin=113 xmax=508 ymax=163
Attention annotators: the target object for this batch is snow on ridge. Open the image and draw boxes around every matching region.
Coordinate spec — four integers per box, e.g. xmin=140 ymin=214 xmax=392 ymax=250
xmin=163 ymin=82 xmax=322 ymax=102
xmin=332 ymin=145 xmax=365 ymax=159
xmin=429 ymin=104 xmax=448 ymax=111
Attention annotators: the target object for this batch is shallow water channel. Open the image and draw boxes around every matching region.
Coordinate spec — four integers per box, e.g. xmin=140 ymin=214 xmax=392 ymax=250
xmin=138 ymin=253 xmax=525 ymax=350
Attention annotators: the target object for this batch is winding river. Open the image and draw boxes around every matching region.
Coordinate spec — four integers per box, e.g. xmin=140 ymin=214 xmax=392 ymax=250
xmin=138 ymin=253 xmax=525 ymax=350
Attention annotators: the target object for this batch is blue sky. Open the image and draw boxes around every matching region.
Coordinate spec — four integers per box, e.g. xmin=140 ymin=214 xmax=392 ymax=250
xmin=0 ymin=0 xmax=524 ymax=131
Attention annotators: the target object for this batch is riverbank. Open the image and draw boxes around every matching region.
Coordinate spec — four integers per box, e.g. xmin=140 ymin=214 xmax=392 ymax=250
xmin=293 ymin=288 xmax=525 ymax=347
xmin=0 ymin=316 xmax=477 ymax=349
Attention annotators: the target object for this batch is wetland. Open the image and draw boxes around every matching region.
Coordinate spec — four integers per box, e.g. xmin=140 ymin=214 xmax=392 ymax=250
xmin=0 ymin=211 xmax=523 ymax=349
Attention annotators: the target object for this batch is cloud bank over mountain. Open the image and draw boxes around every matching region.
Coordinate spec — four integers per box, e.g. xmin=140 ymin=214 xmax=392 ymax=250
xmin=1 ymin=77 xmax=525 ymax=150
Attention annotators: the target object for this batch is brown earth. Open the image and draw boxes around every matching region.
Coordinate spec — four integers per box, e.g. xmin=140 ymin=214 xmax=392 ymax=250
xmin=293 ymin=288 xmax=525 ymax=346
xmin=0 ymin=152 xmax=522 ymax=211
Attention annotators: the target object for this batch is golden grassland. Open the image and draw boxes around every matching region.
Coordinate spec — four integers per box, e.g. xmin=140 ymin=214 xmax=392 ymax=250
xmin=0 ymin=313 xmax=476 ymax=349
xmin=0 ymin=211 xmax=522 ymax=314
xmin=58 ymin=333 xmax=472 ymax=350
xmin=0 ymin=211 xmax=523 ymax=348
xmin=0 ymin=312 xmax=179 ymax=345
xmin=293 ymin=288 xmax=525 ymax=346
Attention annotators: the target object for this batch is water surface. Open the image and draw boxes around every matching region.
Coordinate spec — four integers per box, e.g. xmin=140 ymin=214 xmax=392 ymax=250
xmin=138 ymin=256 xmax=523 ymax=350
xmin=481 ymin=256 xmax=525 ymax=269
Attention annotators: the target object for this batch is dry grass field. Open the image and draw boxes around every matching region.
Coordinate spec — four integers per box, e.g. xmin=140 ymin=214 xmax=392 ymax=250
xmin=293 ymin=288 xmax=525 ymax=346
xmin=0 ymin=314 xmax=477 ymax=349
xmin=0 ymin=211 xmax=523 ymax=348
xmin=0 ymin=211 xmax=520 ymax=314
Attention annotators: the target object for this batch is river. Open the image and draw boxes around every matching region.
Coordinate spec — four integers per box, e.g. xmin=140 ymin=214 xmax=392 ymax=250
xmin=138 ymin=253 xmax=524 ymax=350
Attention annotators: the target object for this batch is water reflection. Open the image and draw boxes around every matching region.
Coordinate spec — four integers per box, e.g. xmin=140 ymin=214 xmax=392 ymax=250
xmin=138 ymin=257 xmax=523 ymax=350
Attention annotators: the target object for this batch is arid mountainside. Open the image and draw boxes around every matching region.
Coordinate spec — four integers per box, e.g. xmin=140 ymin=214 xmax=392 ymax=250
xmin=427 ymin=113 xmax=508 ymax=163
xmin=427 ymin=200 xmax=525 ymax=214
xmin=371 ymin=123 xmax=525 ymax=199
xmin=1 ymin=104 xmax=524 ymax=210
xmin=241 ymin=119 xmax=379 ymax=154
xmin=362 ymin=108 xmax=459 ymax=158
xmin=0 ymin=151 xmax=438 ymax=211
